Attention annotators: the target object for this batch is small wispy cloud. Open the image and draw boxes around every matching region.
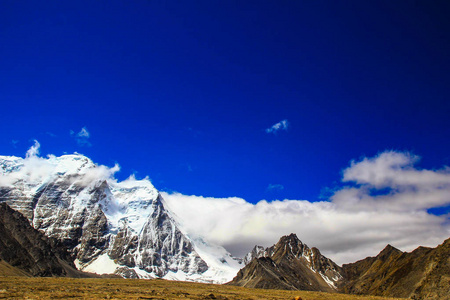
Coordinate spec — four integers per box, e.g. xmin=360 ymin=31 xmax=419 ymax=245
xmin=11 ymin=140 xmax=19 ymax=148
xmin=71 ymin=127 xmax=91 ymax=147
xmin=26 ymin=140 xmax=40 ymax=158
xmin=46 ymin=132 xmax=57 ymax=137
xmin=266 ymin=119 xmax=289 ymax=134
xmin=266 ymin=183 xmax=284 ymax=191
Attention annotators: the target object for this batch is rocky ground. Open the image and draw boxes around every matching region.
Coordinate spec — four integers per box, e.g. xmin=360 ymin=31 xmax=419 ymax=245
xmin=0 ymin=277 xmax=401 ymax=300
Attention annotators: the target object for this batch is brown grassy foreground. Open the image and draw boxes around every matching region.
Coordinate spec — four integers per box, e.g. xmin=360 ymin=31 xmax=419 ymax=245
xmin=0 ymin=277 xmax=403 ymax=300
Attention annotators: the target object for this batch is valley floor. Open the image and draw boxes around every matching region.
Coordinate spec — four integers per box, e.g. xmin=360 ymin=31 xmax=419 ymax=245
xmin=0 ymin=277 xmax=402 ymax=300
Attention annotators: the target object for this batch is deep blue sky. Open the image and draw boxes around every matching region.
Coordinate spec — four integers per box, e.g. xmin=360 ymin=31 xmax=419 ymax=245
xmin=1 ymin=0 xmax=449 ymax=203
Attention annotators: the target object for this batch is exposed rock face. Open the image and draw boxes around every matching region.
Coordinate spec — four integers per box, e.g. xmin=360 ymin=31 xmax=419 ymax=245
xmin=229 ymin=233 xmax=343 ymax=292
xmin=340 ymin=239 xmax=450 ymax=300
xmin=0 ymin=202 xmax=79 ymax=276
xmin=32 ymin=178 xmax=110 ymax=263
xmin=126 ymin=194 xmax=208 ymax=277
xmin=243 ymin=245 xmax=265 ymax=265
xmin=0 ymin=154 xmax=239 ymax=283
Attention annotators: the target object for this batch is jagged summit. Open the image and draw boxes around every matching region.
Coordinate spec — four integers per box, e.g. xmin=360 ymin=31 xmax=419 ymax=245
xmin=381 ymin=244 xmax=400 ymax=253
xmin=279 ymin=232 xmax=300 ymax=241
xmin=276 ymin=233 xmax=303 ymax=249
xmin=0 ymin=153 xmax=242 ymax=283
xmin=377 ymin=244 xmax=402 ymax=260
xmin=270 ymin=233 xmax=310 ymax=259
xmin=229 ymin=233 xmax=343 ymax=292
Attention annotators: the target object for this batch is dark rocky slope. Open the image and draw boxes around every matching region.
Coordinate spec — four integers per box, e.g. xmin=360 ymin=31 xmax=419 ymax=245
xmin=0 ymin=259 xmax=30 ymax=276
xmin=0 ymin=202 xmax=91 ymax=277
xmin=340 ymin=238 xmax=450 ymax=299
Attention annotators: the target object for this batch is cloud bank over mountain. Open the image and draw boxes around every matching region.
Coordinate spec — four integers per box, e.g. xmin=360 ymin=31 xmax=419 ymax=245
xmin=2 ymin=143 xmax=449 ymax=265
xmin=163 ymin=151 xmax=450 ymax=265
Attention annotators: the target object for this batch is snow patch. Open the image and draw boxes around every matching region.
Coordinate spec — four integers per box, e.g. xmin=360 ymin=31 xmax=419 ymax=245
xmin=320 ymin=272 xmax=337 ymax=289
xmin=82 ymin=253 xmax=119 ymax=275
xmin=187 ymin=235 xmax=242 ymax=283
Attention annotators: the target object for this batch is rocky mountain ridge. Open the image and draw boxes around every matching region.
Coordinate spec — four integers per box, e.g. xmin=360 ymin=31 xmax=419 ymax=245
xmin=229 ymin=233 xmax=343 ymax=292
xmin=232 ymin=234 xmax=449 ymax=299
xmin=340 ymin=238 xmax=450 ymax=299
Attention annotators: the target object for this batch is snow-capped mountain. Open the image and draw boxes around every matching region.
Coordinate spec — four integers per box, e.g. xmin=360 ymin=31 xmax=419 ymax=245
xmin=0 ymin=153 xmax=242 ymax=283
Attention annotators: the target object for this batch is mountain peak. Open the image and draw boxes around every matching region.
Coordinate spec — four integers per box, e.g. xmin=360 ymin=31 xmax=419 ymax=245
xmin=377 ymin=244 xmax=402 ymax=261
xmin=276 ymin=233 xmax=304 ymax=250
xmin=278 ymin=233 xmax=300 ymax=243
xmin=231 ymin=233 xmax=343 ymax=292
xmin=382 ymin=244 xmax=397 ymax=251
xmin=271 ymin=233 xmax=309 ymax=260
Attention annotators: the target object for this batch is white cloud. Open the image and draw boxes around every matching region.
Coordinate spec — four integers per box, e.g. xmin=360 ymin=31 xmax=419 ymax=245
xmin=342 ymin=151 xmax=450 ymax=189
xmin=111 ymin=174 xmax=153 ymax=189
xmin=1 ymin=141 xmax=118 ymax=188
xmin=162 ymin=150 xmax=450 ymax=265
xmin=1 ymin=141 xmax=55 ymax=186
xmin=71 ymin=127 xmax=91 ymax=146
xmin=26 ymin=140 xmax=40 ymax=158
xmin=77 ymin=163 xmax=120 ymax=186
xmin=335 ymin=151 xmax=450 ymax=211
xmin=266 ymin=119 xmax=289 ymax=134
